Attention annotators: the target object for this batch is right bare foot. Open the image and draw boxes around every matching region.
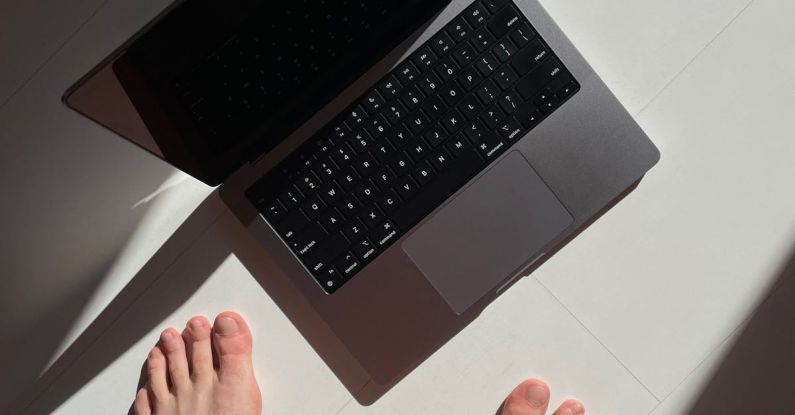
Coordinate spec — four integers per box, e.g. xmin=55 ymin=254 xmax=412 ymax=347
xmin=132 ymin=312 xmax=262 ymax=415
xmin=500 ymin=379 xmax=584 ymax=415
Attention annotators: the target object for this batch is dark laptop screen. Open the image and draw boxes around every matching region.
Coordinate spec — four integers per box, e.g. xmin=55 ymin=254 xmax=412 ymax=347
xmin=114 ymin=0 xmax=450 ymax=185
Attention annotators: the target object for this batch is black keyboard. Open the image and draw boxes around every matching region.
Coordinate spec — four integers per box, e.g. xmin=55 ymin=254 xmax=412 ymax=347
xmin=246 ymin=0 xmax=580 ymax=293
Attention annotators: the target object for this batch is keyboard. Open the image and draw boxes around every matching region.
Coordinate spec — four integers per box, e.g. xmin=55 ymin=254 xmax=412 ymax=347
xmin=246 ymin=0 xmax=580 ymax=293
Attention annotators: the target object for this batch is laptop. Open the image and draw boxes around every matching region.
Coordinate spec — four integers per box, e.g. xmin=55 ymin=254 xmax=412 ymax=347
xmin=64 ymin=0 xmax=659 ymax=398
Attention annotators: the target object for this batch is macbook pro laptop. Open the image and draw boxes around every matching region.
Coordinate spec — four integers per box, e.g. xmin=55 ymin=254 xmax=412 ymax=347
xmin=64 ymin=0 xmax=659 ymax=400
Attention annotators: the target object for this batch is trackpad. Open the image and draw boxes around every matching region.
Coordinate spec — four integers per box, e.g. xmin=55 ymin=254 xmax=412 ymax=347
xmin=402 ymin=151 xmax=573 ymax=315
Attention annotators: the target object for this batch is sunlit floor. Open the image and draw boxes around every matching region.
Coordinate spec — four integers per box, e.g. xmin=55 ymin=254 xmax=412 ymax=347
xmin=2 ymin=0 xmax=794 ymax=414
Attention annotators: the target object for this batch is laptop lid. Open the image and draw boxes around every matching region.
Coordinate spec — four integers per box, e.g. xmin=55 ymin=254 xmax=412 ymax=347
xmin=64 ymin=0 xmax=451 ymax=186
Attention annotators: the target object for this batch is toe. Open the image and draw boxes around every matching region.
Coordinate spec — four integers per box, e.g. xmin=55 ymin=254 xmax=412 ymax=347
xmin=212 ymin=311 xmax=254 ymax=382
xmin=132 ymin=388 xmax=152 ymax=415
xmin=501 ymin=379 xmax=550 ymax=415
xmin=159 ymin=328 xmax=191 ymax=390
xmin=553 ymin=399 xmax=585 ymax=415
xmin=146 ymin=347 xmax=170 ymax=404
xmin=184 ymin=316 xmax=214 ymax=381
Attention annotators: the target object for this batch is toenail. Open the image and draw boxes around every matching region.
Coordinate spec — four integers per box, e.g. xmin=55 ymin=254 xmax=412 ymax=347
xmin=189 ymin=318 xmax=207 ymax=330
xmin=160 ymin=330 xmax=174 ymax=342
xmin=524 ymin=384 xmax=548 ymax=408
xmin=214 ymin=316 xmax=239 ymax=336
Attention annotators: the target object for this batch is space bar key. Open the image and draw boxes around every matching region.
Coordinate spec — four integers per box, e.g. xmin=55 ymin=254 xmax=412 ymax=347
xmin=392 ymin=148 xmax=483 ymax=231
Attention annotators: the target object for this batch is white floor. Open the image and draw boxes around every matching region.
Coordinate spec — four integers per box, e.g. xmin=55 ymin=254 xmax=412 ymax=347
xmin=2 ymin=0 xmax=794 ymax=413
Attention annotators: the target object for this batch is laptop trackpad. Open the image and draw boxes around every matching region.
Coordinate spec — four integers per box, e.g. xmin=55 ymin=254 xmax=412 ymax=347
xmin=402 ymin=151 xmax=574 ymax=315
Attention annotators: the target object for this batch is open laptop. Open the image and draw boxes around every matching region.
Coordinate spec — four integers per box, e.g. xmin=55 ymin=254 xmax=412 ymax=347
xmin=64 ymin=0 xmax=659 ymax=397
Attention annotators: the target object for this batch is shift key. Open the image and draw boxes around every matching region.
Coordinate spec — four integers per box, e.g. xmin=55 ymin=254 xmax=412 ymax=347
xmin=516 ymin=58 xmax=566 ymax=100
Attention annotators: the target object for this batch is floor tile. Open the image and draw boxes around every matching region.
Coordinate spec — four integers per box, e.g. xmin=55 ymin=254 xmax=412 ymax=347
xmin=338 ymin=278 xmax=657 ymax=415
xmin=538 ymin=0 xmax=751 ymax=113
xmin=538 ymin=0 xmax=795 ymax=398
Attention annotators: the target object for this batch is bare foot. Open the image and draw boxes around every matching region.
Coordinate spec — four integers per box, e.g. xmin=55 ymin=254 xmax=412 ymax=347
xmin=501 ymin=379 xmax=584 ymax=415
xmin=132 ymin=312 xmax=262 ymax=415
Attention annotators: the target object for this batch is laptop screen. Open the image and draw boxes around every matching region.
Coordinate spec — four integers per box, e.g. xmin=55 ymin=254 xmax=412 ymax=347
xmin=65 ymin=0 xmax=451 ymax=185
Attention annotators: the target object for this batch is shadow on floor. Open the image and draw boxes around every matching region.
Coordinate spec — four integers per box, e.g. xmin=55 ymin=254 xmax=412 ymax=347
xmin=683 ymin=242 xmax=795 ymax=414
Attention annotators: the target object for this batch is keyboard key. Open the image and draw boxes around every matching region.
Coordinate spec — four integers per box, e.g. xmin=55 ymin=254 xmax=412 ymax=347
xmin=453 ymin=43 xmax=476 ymax=66
xmin=260 ymin=199 xmax=285 ymax=223
xmin=475 ymin=54 xmax=498 ymax=76
xmin=272 ymin=209 xmax=310 ymax=242
xmin=476 ymin=79 xmax=499 ymax=103
xmin=384 ymin=101 xmax=407 ymax=124
xmin=304 ymin=232 xmax=349 ymax=273
xmin=336 ymin=162 xmax=360 ymax=188
xmin=557 ymin=82 xmax=579 ymax=99
xmin=463 ymin=119 xmax=489 ymax=142
xmin=296 ymin=171 xmax=321 ymax=194
xmin=353 ymin=153 xmax=378 ymax=177
xmin=459 ymin=66 xmax=483 ymax=91
xmin=355 ymin=181 xmax=378 ymax=204
xmin=374 ymin=140 xmax=397 ymax=162
xmin=316 ymin=266 xmax=343 ymax=293
xmin=343 ymin=218 xmax=368 ymax=240
xmin=447 ymin=17 xmax=472 ymax=42
xmin=435 ymin=57 xmax=459 ymax=82
xmin=465 ymin=3 xmax=489 ymax=27
xmin=370 ymin=221 xmax=399 ymax=248
xmin=471 ymin=29 xmax=496 ymax=53
xmin=446 ymin=135 xmax=470 ymax=157
xmin=487 ymin=5 xmax=520 ymax=38
xmin=372 ymin=166 xmax=396 ymax=188
xmin=497 ymin=118 xmax=524 ymax=141
xmin=475 ymin=133 xmax=506 ymax=159
xmin=494 ymin=66 xmax=518 ymax=90
xmin=400 ymin=88 xmax=423 ymax=109
xmin=291 ymin=224 xmax=329 ymax=258
xmin=431 ymin=32 xmax=455 ymax=56
xmin=386 ymin=124 xmax=411 ymax=148
xmin=312 ymin=157 xmax=338 ymax=180
xmin=319 ymin=181 xmax=343 ymax=204
xmin=510 ymin=23 xmax=536 ymax=47
xmin=362 ymin=90 xmax=385 ymax=113
xmin=441 ymin=109 xmax=465 ymax=133
xmin=334 ymin=252 xmax=362 ymax=278
xmin=301 ymin=195 xmax=326 ymax=219
xmin=413 ymin=46 xmax=438 ymax=71
xmin=511 ymin=39 xmax=548 ymax=75
xmin=482 ymin=0 xmax=508 ymax=13
xmin=375 ymin=189 xmax=401 ymax=213
xmin=515 ymin=104 xmax=543 ymax=129
xmin=421 ymin=95 xmax=447 ymax=119
xmin=407 ymin=138 xmax=430 ymax=161
xmin=396 ymin=61 xmax=420 ymax=85
xmin=277 ymin=188 xmax=302 ymax=209
xmin=349 ymin=131 xmax=372 ymax=153
xmin=331 ymin=123 xmax=352 ymax=141
xmin=430 ymin=147 xmax=454 ymax=170
xmin=424 ymin=123 xmax=448 ymax=146
xmin=331 ymin=143 xmax=356 ymax=165
xmin=360 ymin=204 xmax=386 ymax=228
xmin=352 ymin=238 xmax=378 ymax=263
xmin=345 ymin=105 xmax=367 ymax=128
xmin=390 ymin=152 xmax=413 ymax=176
xmin=517 ymin=58 xmax=567 ymax=100
xmin=481 ymin=104 xmax=505 ymax=129
xmin=411 ymin=161 xmax=437 ymax=185
xmin=493 ymin=39 xmax=517 ymax=62
xmin=338 ymin=194 xmax=362 ymax=218
xmin=458 ymin=94 xmax=483 ymax=119
xmin=408 ymin=111 xmax=431 ymax=133
xmin=378 ymin=75 xmax=402 ymax=99
xmin=418 ymin=73 xmax=442 ymax=96
xmin=318 ymin=208 xmax=344 ymax=231
xmin=440 ymin=80 xmax=465 ymax=105
xmin=498 ymin=90 xmax=521 ymax=114
xmin=396 ymin=175 xmax=420 ymax=199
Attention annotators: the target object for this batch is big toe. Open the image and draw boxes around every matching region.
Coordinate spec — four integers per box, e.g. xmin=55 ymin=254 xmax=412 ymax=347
xmin=501 ymin=379 xmax=550 ymax=415
xmin=212 ymin=311 xmax=254 ymax=381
